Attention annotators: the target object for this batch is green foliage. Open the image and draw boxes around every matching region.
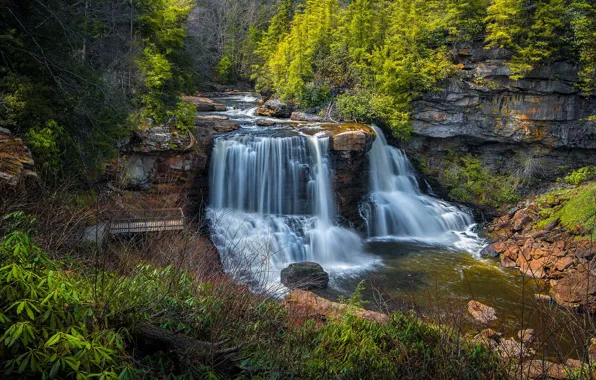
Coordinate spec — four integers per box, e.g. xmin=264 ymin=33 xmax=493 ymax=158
xmin=484 ymin=0 xmax=596 ymax=85
xmin=215 ymin=55 xmax=235 ymax=84
xmin=536 ymin=181 xmax=596 ymax=236
xmin=0 ymin=230 xmax=132 ymax=378
xmin=484 ymin=0 xmax=524 ymax=49
xmin=300 ymin=83 xmax=331 ymax=108
xmin=257 ymin=0 xmax=487 ymax=138
xmin=0 ymin=0 xmax=194 ymax=184
xmin=441 ymin=153 xmax=519 ymax=208
xmin=253 ymin=313 xmax=499 ymax=378
xmin=336 ymin=88 xmax=411 ymax=139
xmin=564 ymin=166 xmax=596 ymax=186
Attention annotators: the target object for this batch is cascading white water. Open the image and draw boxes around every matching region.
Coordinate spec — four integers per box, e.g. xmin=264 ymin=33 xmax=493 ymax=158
xmin=207 ymin=131 xmax=370 ymax=290
xmin=363 ymin=126 xmax=483 ymax=252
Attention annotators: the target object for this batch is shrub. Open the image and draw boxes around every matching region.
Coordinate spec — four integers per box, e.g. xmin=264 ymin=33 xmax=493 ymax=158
xmin=564 ymin=166 xmax=596 ymax=186
xmin=300 ymin=82 xmax=331 ymax=109
xmin=0 ymin=231 xmax=133 ymax=379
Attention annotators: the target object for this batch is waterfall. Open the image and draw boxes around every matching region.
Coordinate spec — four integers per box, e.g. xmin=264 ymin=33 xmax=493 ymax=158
xmin=207 ymin=131 xmax=371 ymax=290
xmin=363 ymin=126 xmax=483 ymax=252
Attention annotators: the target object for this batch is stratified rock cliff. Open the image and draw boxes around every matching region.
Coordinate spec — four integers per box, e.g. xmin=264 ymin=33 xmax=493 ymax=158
xmin=404 ymin=48 xmax=596 ymax=195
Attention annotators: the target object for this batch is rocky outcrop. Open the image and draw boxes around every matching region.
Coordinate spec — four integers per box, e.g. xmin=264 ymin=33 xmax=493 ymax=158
xmin=320 ymin=124 xmax=376 ymax=226
xmin=404 ymin=48 xmax=596 ymax=203
xmin=468 ymin=300 xmax=498 ymax=324
xmin=182 ymin=95 xmax=227 ymax=111
xmin=486 ymin=185 xmax=596 ymax=311
xmin=281 ymin=262 xmax=329 ymax=290
xmin=107 ymin=117 xmax=239 ymax=206
xmin=0 ymin=128 xmax=38 ymax=191
xmin=256 ymin=99 xmax=293 ymax=118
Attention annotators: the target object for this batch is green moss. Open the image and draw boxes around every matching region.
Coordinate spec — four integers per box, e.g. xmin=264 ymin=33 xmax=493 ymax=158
xmin=535 ymin=181 xmax=596 ymax=236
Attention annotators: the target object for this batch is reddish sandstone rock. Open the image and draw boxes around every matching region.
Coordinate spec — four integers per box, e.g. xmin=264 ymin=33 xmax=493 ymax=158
xmin=473 ymin=328 xmax=501 ymax=348
xmin=520 ymin=360 xmax=569 ymax=379
xmin=550 ymin=267 xmax=596 ymax=311
xmin=282 ymin=289 xmax=388 ymax=325
xmin=468 ymin=300 xmax=498 ymax=324
xmin=517 ymin=329 xmax=536 ymax=344
xmin=512 ymin=212 xmax=533 ymax=231
xmin=497 ymin=338 xmax=535 ymax=359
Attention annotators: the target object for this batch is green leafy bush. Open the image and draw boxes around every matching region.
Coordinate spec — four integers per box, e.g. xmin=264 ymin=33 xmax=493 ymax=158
xmin=300 ymin=83 xmax=331 ymax=108
xmin=564 ymin=166 xmax=596 ymax=186
xmin=0 ymin=231 xmax=133 ymax=379
xmin=336 ymin=88 xmax=411 ymax=139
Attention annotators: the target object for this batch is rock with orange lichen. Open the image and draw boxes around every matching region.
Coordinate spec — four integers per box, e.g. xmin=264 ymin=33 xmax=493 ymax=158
xmin=0 ymin=128 xmax=38 ymax=190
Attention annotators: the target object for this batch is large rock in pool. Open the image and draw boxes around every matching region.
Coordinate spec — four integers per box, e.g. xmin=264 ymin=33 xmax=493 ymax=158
xmin=255 ymin=99 xmax=293 ymax=118
xmin=281 ymin=262 xmax=329 ymax=290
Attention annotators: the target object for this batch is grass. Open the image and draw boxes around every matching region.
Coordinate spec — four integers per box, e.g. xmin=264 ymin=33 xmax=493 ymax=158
xmin=535 ymin=181 xmax=596 ymax=236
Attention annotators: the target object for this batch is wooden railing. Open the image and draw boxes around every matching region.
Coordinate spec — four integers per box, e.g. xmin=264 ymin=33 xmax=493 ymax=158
xmin=106 ymin=208 xmax=185 ymax=235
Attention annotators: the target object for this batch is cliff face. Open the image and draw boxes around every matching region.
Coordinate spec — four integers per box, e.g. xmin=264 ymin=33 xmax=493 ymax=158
xmin=404 ymin=48 xmax=596 ymax=191
xmin=106 ymin=117 xmax=239 ymax=209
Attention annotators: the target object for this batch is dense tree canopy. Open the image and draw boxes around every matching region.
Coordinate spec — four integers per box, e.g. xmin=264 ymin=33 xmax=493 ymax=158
xmin=254 ymin=0 xmax=596 ymax=138
xmin=0 ymin=0 xmax=194 ymax=182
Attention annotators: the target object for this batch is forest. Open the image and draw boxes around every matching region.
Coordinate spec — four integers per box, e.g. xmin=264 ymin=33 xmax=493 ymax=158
xmin=1 ymin=0 xmax=596 ymax=378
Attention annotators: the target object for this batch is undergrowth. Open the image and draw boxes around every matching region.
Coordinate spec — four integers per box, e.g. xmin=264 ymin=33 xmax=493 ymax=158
xmin=0 ymin=211 xmax=504 ymax=379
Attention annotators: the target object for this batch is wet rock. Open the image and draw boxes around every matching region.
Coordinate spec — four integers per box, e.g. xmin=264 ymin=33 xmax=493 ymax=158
xmin=497 ymin=338 xmax=535 ymax=359
xmin=517 ymin=329 xmax=536 ymax=344
xmin=521 ymin=360 xmax=569 ymax=379
xmin=182 ymin=95 xmax=227 ymax=111
xmin=291 ymin=112 xmax=323 ymax=122
xmin=534 ymin=294 xmax=552 ymax=303
xmin=255 ymin=99 xmax=293 ymax=118
xmin=473 ymin=328 xmax=501 ymax=348
xmin=468 ymin=300 xmax=498 ymax=324
xmin=480 ymin=243 xmax=500 ymax=258
xmin=0 ymin=129 xmax=38 ymax=189
xmin=255 ymin=119 xmax=277 ymax=127
xmin=281 ymin=262 xmax=329 ymax=290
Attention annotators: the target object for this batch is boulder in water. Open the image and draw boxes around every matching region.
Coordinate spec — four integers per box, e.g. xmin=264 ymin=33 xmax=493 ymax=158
xmin=290 ymin=112 xmax=323 ymax=122
xmin=255 ymin=99 xmax=293 ymax=118
xmin=467 ymin=300 xmax=498 ymax=324
xmin=255 ymin=118 xmax=277 ymax=127
xmin=281 ymin=262 xmax=329 ymax=290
